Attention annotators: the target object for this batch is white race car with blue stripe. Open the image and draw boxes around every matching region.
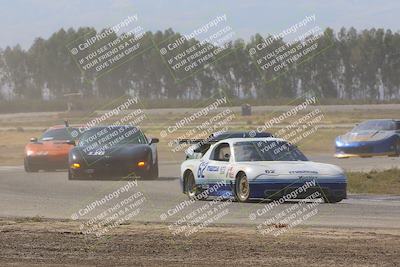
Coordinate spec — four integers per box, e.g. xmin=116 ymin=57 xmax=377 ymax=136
xmin=180 ymin=137 xmax=347 ymax=203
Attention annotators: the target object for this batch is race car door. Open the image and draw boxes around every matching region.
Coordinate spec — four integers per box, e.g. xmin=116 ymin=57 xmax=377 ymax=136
xmin=202 ymin=142 xmax=231 ymax=182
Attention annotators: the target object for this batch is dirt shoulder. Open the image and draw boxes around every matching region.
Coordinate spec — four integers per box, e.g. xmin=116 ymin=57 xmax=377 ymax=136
xmin=0 ymin=218 xmax=399 ymax=267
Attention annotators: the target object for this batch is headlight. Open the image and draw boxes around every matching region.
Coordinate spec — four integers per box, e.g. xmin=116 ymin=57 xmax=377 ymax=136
xmin=26 ymin=150 xmax=34 ymax=156
xmin=335 ymin=137 xmax=343 ymax=146
xmin=71 ymin=163 xmax=81 ymax=169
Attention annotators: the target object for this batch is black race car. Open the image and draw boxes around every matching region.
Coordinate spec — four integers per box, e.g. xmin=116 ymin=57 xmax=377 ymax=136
xmin=68 ymin=126 xmax=158 ymax=180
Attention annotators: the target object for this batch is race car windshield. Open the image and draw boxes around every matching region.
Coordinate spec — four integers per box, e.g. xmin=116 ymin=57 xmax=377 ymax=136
xmin=77 ymin=127 xmax=147 ymax=148
xmin=352 ymin=120 xmax=395 ymax=132
xmin=40 ymin=128 xmax=78 ymax=141
xmin=234 ymin=141 xmax=308 ymax=162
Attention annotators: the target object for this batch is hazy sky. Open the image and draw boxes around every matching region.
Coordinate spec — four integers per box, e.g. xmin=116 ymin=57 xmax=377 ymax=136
xmin=1 ymin=0 xmax=399 ymax=49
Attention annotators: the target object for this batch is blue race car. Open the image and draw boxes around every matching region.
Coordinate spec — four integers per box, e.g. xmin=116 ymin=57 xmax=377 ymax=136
xmin=335 ymin=119 xmax=400 ymax=158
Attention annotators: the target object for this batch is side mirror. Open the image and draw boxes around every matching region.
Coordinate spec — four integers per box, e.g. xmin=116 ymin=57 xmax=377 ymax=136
xmin=149 ymin=138 xmax=159 ymax=144
xmin=224 ymin=153 xmax=230 ymax=161
xmin=66 ymin=140 xmax=76 ymax=146
xmin=30 ymin=137 xmax=38 ymax=142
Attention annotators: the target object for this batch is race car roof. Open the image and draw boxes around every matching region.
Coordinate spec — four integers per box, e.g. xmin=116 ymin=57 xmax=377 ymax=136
xmin=179 ymin=131 xmax=273 ymax=144
xmin=217 ymin=137 xmax=286 ymax=144
xmin=47 ymin=124 xmax=84 ymax=130
xmin=210 ymin=131 xmax=273 ymax=140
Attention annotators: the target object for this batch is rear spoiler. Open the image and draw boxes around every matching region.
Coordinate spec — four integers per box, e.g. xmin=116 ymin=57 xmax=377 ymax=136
xmin=178 ymin=131 xmax=236 ymax=145
xmin=177 ymin=139 xmax=216 ymax=145
xmin=176 ymin=138 xmax=217 ymax=155
xmin=177 ymin=131 xmax=274 ymax=156
xmin=177 ymin=132 xmax=273 ymax=145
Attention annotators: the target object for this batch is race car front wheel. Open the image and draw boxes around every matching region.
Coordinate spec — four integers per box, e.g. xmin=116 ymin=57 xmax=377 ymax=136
xmin=149 ymin=158 xmax=159 ymax=179
xmin=235 ymin=173 xmax=250 ymax=202
xmin=68 ymin=169 xmax=76 ymax=180
xmin=323 ymin=196 xmax=343 ymax=203
xmin=184 ymin=171 xmax=197 ymax=199
xmin=24 ymin=158 xmax=38 ymax=173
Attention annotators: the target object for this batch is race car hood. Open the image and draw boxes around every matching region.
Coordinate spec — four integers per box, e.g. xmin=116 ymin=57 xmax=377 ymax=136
xmin=25 ymin=141 xmax=73 ymax=155
xmin=238 ymin=161 xmax=344 ymax=176
xmin=338 ymin=130 xmax=394 ymax=143
xmin=71 ymin=144 xmax=151 ymax=162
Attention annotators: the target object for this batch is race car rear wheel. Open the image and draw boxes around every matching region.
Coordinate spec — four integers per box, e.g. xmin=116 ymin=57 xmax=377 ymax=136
xmin=235 ymin=172 xmax=250 ymax=202
xmin=184 ymin=171 xmax=197 ymax=199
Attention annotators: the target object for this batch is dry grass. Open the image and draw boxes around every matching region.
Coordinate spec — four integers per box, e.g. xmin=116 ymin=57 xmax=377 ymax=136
xmin=0 ymin=130 xmax=43 ymax=165
xmin=347 ymin=168 xmax=400 ymax=195
xmin=0 ymin=107 xmax=396 ymax=165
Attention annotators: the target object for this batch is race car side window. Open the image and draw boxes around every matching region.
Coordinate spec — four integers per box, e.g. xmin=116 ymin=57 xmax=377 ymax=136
xmin=396 ymin=121 xmax=400 ymax=130
xmin=210 ymin=143 xmax=231 ymax=161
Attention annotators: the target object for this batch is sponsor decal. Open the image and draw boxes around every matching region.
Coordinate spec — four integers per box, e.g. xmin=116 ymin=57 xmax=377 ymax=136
xmin=298 ymin=175 xmax=318 ymax=180
xmin=289 ymin=170 xmax=318 ymax=174
xmin=207 ymin=166 xmax=219 ymax=172
xmin=219 ymin=166 xmax=226 ymax=174
xmin=88 ymin=150 xmax=106 ymax=156
xmin=197 ymin=161 xmax=208 ymax=178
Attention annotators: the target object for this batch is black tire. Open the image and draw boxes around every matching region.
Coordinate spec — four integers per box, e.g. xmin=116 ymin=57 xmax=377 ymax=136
xmin=150 ymin=158 xmax=159 ymax=179
xmin=395 ymin=139 xmax=400 ymax=156
xmin=24 ymin=158 xmax=29 ymax=172
xmin=68 ymin=169 xmax=75 ymax=180
xmin=184 ymin=171 xmax=197 ymax=200
xmin=323 ymin=195 xmax=342 ymax=203
xmin=235 ymin=173 xmax=250 ymax=202
xmin=142 ymin=156 xmax=158 ymax=180
xmin=24 ymin=158 xmax=38 ymax=173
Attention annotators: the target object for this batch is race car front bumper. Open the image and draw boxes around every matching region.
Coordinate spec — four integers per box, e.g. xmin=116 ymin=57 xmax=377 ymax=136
xmin=335 ymin=137 xmax=397 ymax=158
xmin=26 ymin=155 xmax=68 ymax=170
xmin=190 ymin=176 xmax=347 ymax=201
xmin=69 ymin=159 xmax=152 ymax=179
xmin=247 ymin=174 xmax=347 ymax=201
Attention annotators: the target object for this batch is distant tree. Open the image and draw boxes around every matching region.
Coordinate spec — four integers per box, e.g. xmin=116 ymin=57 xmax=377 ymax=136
xmin=3 ymin=45 xmax=31 ymax=98
xmin=1 ymin=26 xmax=400 ymax=102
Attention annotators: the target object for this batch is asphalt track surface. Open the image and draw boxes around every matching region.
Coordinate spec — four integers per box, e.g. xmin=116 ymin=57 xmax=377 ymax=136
xmin=1 ymin=156 xmax=400 ymax=230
